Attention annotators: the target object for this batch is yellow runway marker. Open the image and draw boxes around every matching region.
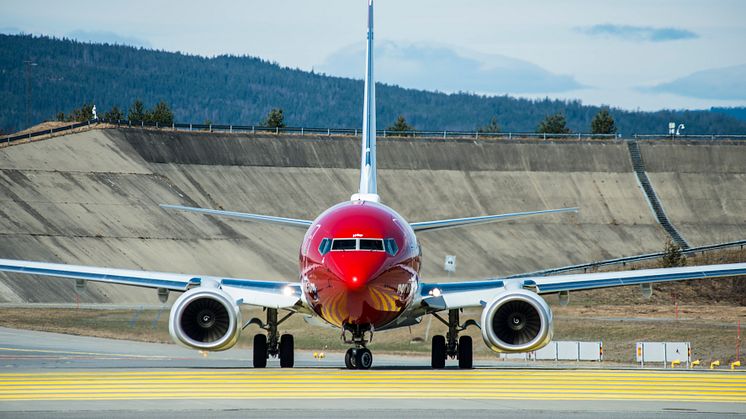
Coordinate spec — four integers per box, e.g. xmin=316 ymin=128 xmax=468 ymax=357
xmin=0 ymin=370 xmax=745 ymax=402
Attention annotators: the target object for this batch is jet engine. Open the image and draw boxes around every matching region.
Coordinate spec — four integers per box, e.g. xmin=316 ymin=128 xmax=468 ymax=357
xmin=169 ymin=287 xmax=242 ymax=351
xmin=480 ymin=289 xmax=553 ymax=353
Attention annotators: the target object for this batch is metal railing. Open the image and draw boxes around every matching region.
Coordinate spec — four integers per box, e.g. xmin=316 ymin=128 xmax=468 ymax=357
xmin=6 ymin=118 xmax=746 ymax=146
xmin=507 ymin=239 xmax=746 ymax=279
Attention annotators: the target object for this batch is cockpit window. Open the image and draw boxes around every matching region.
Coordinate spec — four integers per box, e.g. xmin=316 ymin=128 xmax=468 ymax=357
xmin=359 ymin=239 xmax=384 ymax=251
xmin=322 ymin=238 xmax=395 ymax=253
xmin=331 ymin=239 xmax=357 ymax=251
xmin=318 ymin=238 xmax=332 ymax=255
xmin=384 ymin=238 xmax=398 ymax=256
xmin=319 ymin=238 xmax=399 ymax=256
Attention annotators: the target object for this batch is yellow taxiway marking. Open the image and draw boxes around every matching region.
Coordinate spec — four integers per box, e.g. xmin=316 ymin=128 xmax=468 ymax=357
xmin=0 ymin=370 xmax=745 ymax=402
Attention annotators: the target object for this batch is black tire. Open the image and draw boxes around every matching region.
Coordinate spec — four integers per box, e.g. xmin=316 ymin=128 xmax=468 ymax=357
xmin=253 ymin=334 xmax=267 ymax=368
xmin=279 ymin=334 xmax=294 ymax=368
xmin=345 ymin=348 xmax=357 ymax=369
xmin=431 ymin=335 xmax=446 ymax=369
xmin=355 ymin=348 xmax=373 ymax=370
xmin=458 ymin=335 xmax=473 ymax=369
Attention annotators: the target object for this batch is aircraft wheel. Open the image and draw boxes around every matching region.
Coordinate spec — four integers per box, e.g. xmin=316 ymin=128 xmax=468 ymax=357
xmin=431 ymin=335 xmax=446 ymax=369
xmin=253 ymin=334 xmax=268 ymax=368
xmin=345 ymin=348 xmax=357 ymax=369
xmin=458 ymin=335 xmax=473 ymax=369
xmin=355 ymin=348 xmax=373 ymax=370
xmin=279 ymin=334 xmax=294 ymax=368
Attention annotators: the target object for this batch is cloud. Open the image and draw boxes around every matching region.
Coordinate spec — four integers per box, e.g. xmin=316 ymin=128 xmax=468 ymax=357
xmin=578 ymin=24 xmax=698 ymax=42
xmin=66 ymin=30 xmax=151 ymax=48
xmin=646 ymin=64 xmax=746 ymax=100
xmin=316 ymin=41 xmax=583 ymax=94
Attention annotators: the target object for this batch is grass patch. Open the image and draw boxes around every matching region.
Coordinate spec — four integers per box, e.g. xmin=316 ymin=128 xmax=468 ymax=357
xmin=2 ymin=304 xmax=743 ymax=364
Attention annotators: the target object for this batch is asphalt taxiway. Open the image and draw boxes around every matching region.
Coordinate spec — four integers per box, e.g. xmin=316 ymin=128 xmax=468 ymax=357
xmin=0 ymin=327 xmax=744 ymax=418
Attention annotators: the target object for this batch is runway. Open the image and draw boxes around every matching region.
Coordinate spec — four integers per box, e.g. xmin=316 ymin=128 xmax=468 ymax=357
xmin=2 ymin=369 xmax=745 ymax=402
xmin=1 ymin=327 xmax=745 ymax=418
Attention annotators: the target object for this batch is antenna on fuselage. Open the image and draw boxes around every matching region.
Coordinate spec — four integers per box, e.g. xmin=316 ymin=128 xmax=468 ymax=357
xmin=352 ymin=0 xmax=380 ymax=203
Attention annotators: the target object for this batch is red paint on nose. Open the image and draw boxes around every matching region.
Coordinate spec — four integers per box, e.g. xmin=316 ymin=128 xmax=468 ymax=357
xmin=325 ymin=251 xmax=388 ymax=290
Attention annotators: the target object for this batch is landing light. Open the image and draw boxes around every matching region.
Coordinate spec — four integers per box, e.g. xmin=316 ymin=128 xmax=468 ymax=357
xmin=283 ymin=286 xmax=294 ymax=296
xmin=430 ymin=288 xmax=442 ymax=297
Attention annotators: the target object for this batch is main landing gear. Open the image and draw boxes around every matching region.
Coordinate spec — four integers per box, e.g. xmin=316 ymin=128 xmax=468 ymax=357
xmin=247 ymin=308 xmax=295 ymax=368
xmin=430 ymin=309 xmax=477 ymax=369
xmin=342 ymin=323 xmax=374 ymax=370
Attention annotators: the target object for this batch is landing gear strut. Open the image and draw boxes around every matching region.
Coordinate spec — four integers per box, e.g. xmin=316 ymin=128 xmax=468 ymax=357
xmin=430 ymin=309 xmax=476 ymax=369
xmin=246 ymin=308 xmax=294 ymax=368
xmin=342 ymin=323 xmax=374 ymax=370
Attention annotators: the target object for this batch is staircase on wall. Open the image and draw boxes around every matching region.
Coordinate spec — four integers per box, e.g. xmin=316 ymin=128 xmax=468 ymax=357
xmin=627 ymin=141 xmax=690 ymax=249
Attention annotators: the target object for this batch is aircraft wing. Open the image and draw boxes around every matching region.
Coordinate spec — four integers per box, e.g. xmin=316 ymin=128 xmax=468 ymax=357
xmin=420 ymin=262 xmax=746 ymax=310
xmin=160 ymin=204 xmax=313 ymax=229
xmin=410 ymin=208 xmax=577 ymax=232
xmin=0 ymin=258 xmax=302 ymax=309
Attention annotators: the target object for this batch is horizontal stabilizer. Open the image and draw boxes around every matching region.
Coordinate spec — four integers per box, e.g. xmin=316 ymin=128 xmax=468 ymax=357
xmin=160 ymin=204 xmax=313 ymax=229
xmin=410 ymin=208 xmax=578 ymax=232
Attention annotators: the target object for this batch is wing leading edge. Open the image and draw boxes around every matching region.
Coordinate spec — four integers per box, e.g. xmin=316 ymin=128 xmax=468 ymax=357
xmin=0 ymin=258 xmax=302 ymax=309
xmin=421 ymin=262 xmax=746 ymax=310
xmin=160 ymin=204 xmax=313 ymax=229
xmin=410 ymin=208 xmax=578 ymax=232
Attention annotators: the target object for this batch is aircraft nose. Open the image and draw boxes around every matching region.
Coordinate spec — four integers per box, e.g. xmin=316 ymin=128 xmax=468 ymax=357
xmin=326 ymin=252 xmax=388 ymax=290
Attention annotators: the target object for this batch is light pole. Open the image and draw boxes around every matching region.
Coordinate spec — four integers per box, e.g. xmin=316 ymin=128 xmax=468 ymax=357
xmin=23 ymin=60 xmax=37 ymax=129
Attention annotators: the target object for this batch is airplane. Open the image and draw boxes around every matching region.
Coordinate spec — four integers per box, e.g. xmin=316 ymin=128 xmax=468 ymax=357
xmin=2 ymin=0 xmax=746 ymax=370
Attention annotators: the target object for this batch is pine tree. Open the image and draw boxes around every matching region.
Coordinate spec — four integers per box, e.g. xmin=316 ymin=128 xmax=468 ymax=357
xmin=128 ymin=100 xmax=146 ymax=122
xmin=387 ymin=115 xmax=414 ymax=134
xmin=660 ymin=238 xmax=686 ymax=268
xmin=263 ymin=108 xmax=286 ymax=128
xmin=536 ymin=113 xmax=571 ymax=134
xmin=591 ymin=108 xmax=617 ymax=135
xmin=478 ymin=116 xmax=501 ymax=133
xmin=150 ymin=100 xmax=174 ymax=125
xmin=103 ymin=106 xmax=123 ymax=121
xmin=69 ymin=103 xmax=95 ymax=122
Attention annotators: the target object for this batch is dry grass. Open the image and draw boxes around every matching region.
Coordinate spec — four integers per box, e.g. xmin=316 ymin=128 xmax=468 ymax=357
xmin=2 ymin=304 xmax=743 ymax=364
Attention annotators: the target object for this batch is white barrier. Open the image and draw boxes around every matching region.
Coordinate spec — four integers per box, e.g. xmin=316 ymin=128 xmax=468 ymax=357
xmin=498 ymin=352 xmax=530 ymax=361
xmin=636 ymin=342 xmax=691 ymax=368
xmin=498 ymin=341 xmax=603 ymax=362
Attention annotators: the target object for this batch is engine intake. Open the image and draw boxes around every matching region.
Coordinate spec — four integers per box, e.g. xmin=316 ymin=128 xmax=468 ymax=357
xmin=480 ymin=289 xmax=553 ymax=353
xmin=169 ymin=287 xmax=241 ymax=351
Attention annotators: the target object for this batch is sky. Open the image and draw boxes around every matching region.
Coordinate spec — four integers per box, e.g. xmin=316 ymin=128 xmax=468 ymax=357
xmin=1 ymin=0 xmax=745 ymax=111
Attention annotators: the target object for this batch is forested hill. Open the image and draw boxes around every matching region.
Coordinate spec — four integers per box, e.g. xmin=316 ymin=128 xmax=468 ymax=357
xmin=2 ymin=34 xmax=746 ymax=134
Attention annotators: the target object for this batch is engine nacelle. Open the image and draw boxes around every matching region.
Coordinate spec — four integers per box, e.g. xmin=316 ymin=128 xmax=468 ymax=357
xmin=169 ymin=287 xmax=242 ymax=351
xmin=480 ymin=289 xmax=553 ymax=353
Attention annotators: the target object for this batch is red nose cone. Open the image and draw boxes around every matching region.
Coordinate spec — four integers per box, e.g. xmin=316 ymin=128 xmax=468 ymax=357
xmin=326 ymin=251 xmax=388 ymax=291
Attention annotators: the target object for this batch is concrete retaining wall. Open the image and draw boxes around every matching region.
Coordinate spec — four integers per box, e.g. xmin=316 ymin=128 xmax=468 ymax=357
xmin=0 ymin=129 xmax=743 ymax=303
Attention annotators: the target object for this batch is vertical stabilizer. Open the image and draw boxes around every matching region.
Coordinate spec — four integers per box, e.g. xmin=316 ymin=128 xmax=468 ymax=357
xmin=352 ymin=0 xmax=380 ymax=203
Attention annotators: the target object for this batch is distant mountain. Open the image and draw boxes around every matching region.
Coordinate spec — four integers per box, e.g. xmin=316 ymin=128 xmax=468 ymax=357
xmin=2 ymin=34 xmax=746 ymax=134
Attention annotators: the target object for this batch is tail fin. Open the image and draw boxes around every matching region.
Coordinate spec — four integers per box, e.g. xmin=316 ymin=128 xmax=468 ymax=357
xmin=352 ymin=0 xmax=380 ymax=203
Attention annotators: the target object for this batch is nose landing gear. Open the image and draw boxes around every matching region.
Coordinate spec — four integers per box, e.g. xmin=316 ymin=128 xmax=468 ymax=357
xmin=342 ymin=323 xmax=374 ymax=369
xmin=344 ymin=347 xmax=373 ymax=369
